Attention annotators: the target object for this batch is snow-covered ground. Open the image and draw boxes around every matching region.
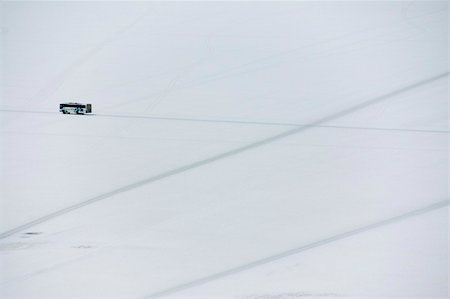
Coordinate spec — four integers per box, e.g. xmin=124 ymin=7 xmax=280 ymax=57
xmin=0 ymin=1 xmax=448 ymax=299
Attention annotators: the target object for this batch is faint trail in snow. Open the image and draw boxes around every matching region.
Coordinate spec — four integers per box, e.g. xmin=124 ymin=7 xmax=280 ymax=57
xmin=0 ymin=110 xmax=55 ymax=114
xmin=84 ymin=115 xmax=450 ymax=135
xmin=0 ymin=110 xmax=448 ymax=135
xmin=0 ymin=72 xmax=447 ymax=239
xmin=1 ymin=200 xmax=447 ymax=290
xmin=32 ymin=7 xmax=154 ymax=106
xmin=140 ymin=200 xmax=449 ymax=299
xmin=0 ymin=248 xmax=102 ymax=287
xmin=402 ymin=1 xmax=448 ymax=34
xmin=118 ymin=35 xmax=216 ymax=141
xmin=245 ymin=293 xmax=341 ymax=299
xmin=2 ymin=6 xmax=155 ymax=129
xmin=142 ymin=35 xmax=215 ymax=114
xmin=112 ymin=7 xmax=446 ymax=110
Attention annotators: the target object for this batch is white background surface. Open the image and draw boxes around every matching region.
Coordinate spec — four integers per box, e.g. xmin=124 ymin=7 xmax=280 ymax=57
xmin=0 ymin=1 xmax=448 ymax=299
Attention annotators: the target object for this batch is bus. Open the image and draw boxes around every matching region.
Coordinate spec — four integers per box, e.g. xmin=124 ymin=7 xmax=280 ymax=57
xmin=60 ymin=103 xmax=92 ymax=114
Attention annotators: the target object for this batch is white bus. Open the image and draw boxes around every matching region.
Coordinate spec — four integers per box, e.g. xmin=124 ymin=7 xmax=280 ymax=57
xmin=60 ymin=103 xmax=92 ymax=114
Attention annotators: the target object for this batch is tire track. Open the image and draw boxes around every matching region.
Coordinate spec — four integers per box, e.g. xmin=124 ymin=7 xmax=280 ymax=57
xmin=140 ymin=199 xmax=449 ymax=299
xmin=0 ymin=72 xmax=447 ymax=239
xmin=1 ymin=110 xmax=447 ymax=135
